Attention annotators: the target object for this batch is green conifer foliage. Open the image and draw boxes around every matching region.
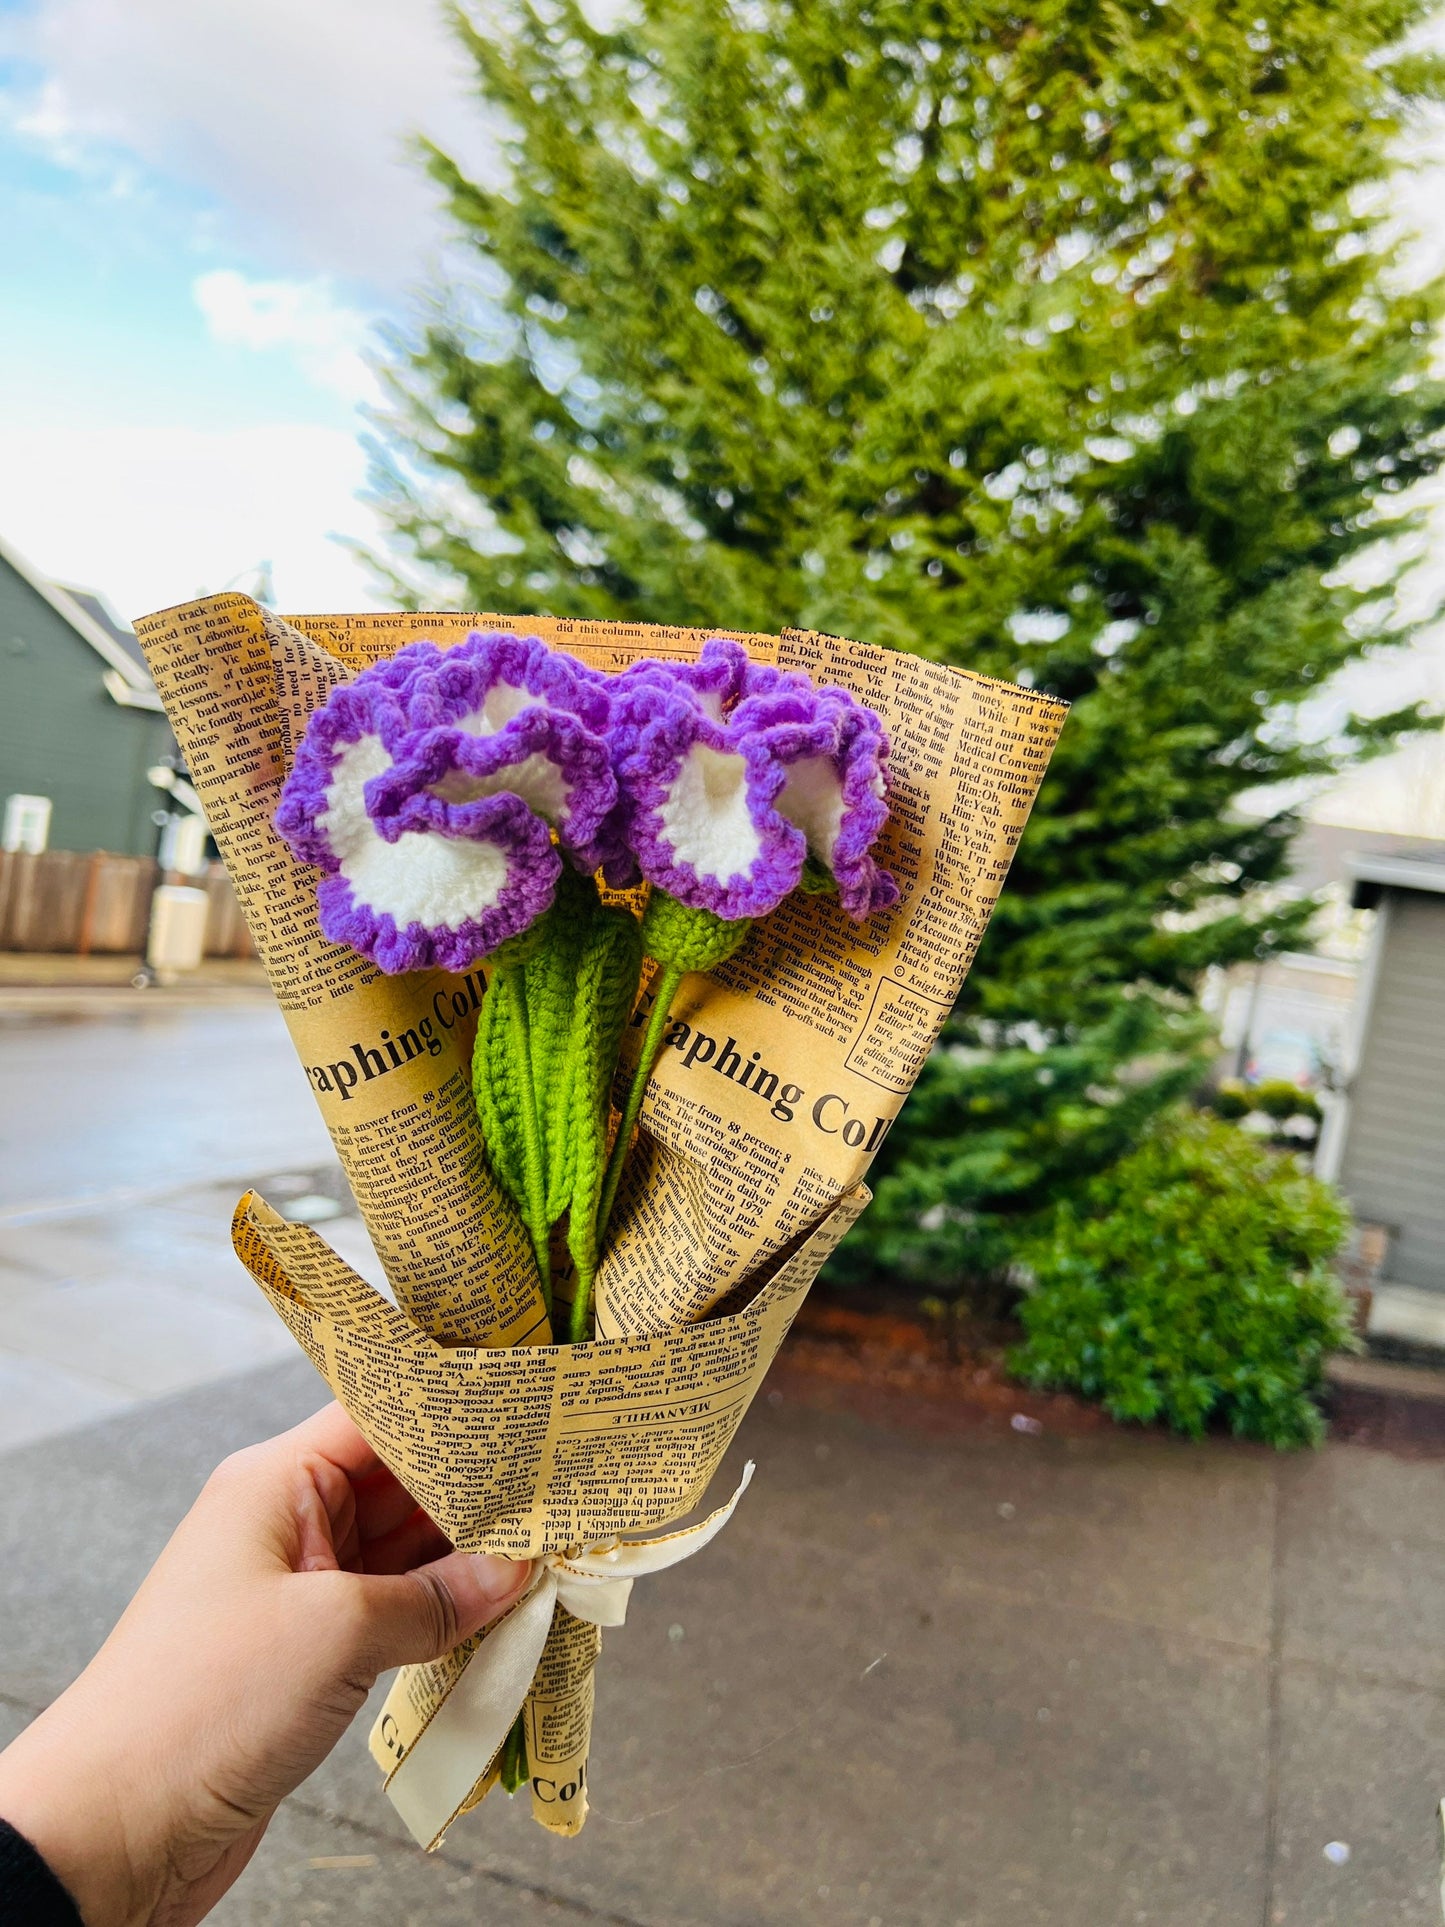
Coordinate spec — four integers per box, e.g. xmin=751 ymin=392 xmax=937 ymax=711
xmin=377 ymin=0 xmax=1445 ymax=1285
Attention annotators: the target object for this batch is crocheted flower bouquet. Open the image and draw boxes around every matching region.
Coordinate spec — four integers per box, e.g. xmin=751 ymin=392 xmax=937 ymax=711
xmin=132 ymin=595 xmax=1065 ymax=1847
xmin=270 ymin=628 xmax=899 ymax=1795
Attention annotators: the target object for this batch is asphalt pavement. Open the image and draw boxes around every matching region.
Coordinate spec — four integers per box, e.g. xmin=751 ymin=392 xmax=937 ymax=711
xmin=0 ymin=998 xmax=371 ymax=1450
xmin=3 ymin=1361 xmax=1444 ymax=1925
xmin=1 ymin=995 xmax=1443 ymax=1923
xmin=0 ymin=996 xmax=331 ymax=1219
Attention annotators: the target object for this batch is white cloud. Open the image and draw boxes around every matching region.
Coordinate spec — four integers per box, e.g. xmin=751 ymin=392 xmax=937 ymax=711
xmin=193 ymin=269 xmax=379 ymax=406
xmin=0 ymin=421 xmax=390 ymax=619
xmin=0 ymin=0 xmax=502 ymax=291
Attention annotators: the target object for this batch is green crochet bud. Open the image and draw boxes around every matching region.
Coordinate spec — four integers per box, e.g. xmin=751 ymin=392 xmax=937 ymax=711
xmin=640 ymin=890 xmax=751 ymax=974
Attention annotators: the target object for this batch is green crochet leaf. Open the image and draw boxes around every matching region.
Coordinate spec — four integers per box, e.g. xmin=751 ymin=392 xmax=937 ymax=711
xmin=523 ymin=868 xmax=603 ymax=1224
xmin=472 ymin=952 xmax=531 ymax=1223
xmin=561 ymin=900 xmax=645 ymax=1292
xmin=475 ymin=871 xmax=645 ymax=1328
xmin=524 ymin=871 xmax=644 ymax=1284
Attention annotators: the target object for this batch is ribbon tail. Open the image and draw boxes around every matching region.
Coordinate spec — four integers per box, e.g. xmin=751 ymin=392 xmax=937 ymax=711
xmin=555 ymin=1572 xmax=634 ymax=1626
xmin=371 ymin=1463 xmax=757 ymax=1849
xmin=382 ymin=1571 xmax=559 ymax=1850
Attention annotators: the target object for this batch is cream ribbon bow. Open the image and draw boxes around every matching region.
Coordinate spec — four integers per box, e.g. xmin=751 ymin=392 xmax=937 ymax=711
xmin=383 ymin=1462 xmax=755 ymax=1848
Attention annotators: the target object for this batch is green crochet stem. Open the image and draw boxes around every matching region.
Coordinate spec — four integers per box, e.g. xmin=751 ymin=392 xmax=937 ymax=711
xmin=498 ymin=1713 xmax=529 ymax=1794
xmin=501 ymin=962 xmax=552 ymax=1314
xmin=587 ymin=895 xmax=752 ymax=1329
xmin=589 ymin=967 xmax=682 ymax=1298
xmin=474 ymin=886 xmax=749 ymax=1345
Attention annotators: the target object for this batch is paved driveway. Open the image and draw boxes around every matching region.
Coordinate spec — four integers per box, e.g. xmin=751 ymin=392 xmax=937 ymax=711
xmin=0 ymin=1002 xmax=370 ymax=1449
xmin=2 ymin=996 xmax=1442 ymax=1923
xmin=2 ymin=1362 xmax=1442 ymax=1926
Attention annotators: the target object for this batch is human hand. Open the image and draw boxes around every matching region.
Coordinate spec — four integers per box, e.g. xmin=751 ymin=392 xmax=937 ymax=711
xmin=0 ymin=1403 xmax=531 ymax=1927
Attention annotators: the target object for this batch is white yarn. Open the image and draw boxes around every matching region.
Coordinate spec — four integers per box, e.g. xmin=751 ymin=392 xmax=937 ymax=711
xmin=318 ymin=734 xmax=510 ymax=928
xmin=775 ymin=753 xmax=847 ymax=863
xmin=656 ymin=741 xmax=761 ymax=883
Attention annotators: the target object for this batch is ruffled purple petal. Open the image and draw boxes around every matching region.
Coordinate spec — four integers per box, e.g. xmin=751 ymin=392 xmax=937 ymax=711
xmin=315 ymin=794 xmax=561 ymax=974
xmin=273 ymin=664 xmax=415 ymax=872
xmin=609 ymin=636 xmax=752 ymax=724
xmin=404 ymin=630 xmax=612 ymax=738
xmin=275 ymin=645 xmax=563 ymax=972
xmin=609 ymin=667 xmax=897 ymax=922
xmin=773 ymin=688 xmax=898 ymax=919
xmin=368 ymin=706 xmax=619 ymax=873
xmin=609 ymin=678 xmax=804 ymax=918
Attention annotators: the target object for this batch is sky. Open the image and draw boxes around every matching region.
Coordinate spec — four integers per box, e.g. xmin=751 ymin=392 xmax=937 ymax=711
xmin=0 ymin=0 xmax=503 ymax=618
xmin=0 ymin=0 xmax=1441 ymax=832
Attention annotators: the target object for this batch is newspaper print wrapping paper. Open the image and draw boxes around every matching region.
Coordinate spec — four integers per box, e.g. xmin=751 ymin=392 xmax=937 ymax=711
xmin=134 ymin=593 xmax=1065 ymax=1844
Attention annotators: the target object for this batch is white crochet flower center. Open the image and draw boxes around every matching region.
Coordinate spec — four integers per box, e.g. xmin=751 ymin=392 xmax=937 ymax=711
xmin=657 ymin=742 xmax=760 ymax=883
xmin=433 ymin=752 xmax=571 ymax=824
xmin=456 ymin=680 xmax=547 ymax=734
xmin=321 ymin=735 xmax=510 ymax=928
xmin=436 ymin=680 xmax=571 ymax=822
xmin=776 ymin=755 xmax=846 ymax=864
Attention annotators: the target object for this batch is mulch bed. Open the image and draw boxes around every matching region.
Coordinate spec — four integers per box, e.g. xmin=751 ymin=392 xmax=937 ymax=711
xmin=773 ymin=1290 xmax=1445 ymax=1457
xmin=770 ymin=1291 xmax=1119 ymax=1442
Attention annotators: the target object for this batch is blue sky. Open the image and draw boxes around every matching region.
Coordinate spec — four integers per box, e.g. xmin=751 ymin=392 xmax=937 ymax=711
xmin=0 ymin=0 xmax=500 ymax=619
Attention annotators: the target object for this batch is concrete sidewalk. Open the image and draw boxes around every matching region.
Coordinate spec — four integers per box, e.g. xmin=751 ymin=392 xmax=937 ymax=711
xmin=3 ymin=1361 xmax=1443 ymax=1925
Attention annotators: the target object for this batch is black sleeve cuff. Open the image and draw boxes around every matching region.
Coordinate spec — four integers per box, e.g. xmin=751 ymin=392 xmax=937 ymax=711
xmin=0 ymin=1816 xmax=85 ymax=1925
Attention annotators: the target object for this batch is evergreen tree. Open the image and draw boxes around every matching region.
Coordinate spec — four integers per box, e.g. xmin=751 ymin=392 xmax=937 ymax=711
xmin=374 ymin=0 xmax=1445 ymax=1288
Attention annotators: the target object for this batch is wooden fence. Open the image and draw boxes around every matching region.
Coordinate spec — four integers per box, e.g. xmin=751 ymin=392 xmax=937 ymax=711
xmin=0 ymin=851 xmax=254 ymax=957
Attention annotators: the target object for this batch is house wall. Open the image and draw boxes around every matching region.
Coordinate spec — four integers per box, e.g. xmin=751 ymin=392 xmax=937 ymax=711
xmin=1338 ymin=888 xmax=1445 ymax=1292
xmin=0 ymin=558 xmax=171 ymax=856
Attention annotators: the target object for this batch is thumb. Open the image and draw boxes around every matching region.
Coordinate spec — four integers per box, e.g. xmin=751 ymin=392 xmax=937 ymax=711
xmin=351 ymin=1551 xmax=534 ymax=1670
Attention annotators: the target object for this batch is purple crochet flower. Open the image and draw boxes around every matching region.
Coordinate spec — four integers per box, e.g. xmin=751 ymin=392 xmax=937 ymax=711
xmin=608 ymin=657 xmax=898 ymax=921
xmin=274 ymin=659 xmax=560 ymax=974
xmin=609 ymin=636 xmax=754 ymax=722
xmin=775 ymin=687 xmax=899 ymax=919
xmin=370 ymin=632 xmax=622 ymax=875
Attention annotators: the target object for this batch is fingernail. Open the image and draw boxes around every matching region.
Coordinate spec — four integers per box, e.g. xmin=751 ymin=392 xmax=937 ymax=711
xmin=470 ymin=1553 xmax=532 ymax=1605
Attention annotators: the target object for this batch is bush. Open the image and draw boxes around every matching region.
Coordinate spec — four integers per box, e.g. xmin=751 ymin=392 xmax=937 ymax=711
xmin=1211 ymin=1080 xmax=1252 ymax=1120
xmin=1252 ymin=1079 xmax=1317 ymax=1122
xmin=1012 ymin=1114 xmax=1352 ymax=1447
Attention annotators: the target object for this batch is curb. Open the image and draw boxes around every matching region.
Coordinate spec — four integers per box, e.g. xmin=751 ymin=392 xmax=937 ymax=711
xmin=1325 ymin=1353 xmax=1445 ymax=1454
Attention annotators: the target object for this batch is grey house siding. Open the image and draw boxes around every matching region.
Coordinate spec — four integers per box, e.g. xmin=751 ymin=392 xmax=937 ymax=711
xmin=0 ymin=557 xmax=170 ymax=855
xmin=1339 ymin=889 xmax=1445 ymax=1292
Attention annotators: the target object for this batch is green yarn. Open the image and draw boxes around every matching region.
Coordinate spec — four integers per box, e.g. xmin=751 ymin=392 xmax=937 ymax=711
xmin=498 ymin=1713 xmax=529 ymax=1793
xmin=639 ymin=890 xmax=750 ymax=974
xmin=797 ymin=853 xmax=838 ymax=896
xmin=475 ymin=885 xmax=752 ymax=1341
xmin=591 ymin=892 xmax=753 ymax=1284
xmin=472 ymin=962 xmax=553 ymax=1311
xmin=474 ymin=870 xmax=646 ymax=1342
xmin=523 ymin=870 xmax=643 ymax=1338
xmin=472 ymin=959 xmax=535 ymax=1268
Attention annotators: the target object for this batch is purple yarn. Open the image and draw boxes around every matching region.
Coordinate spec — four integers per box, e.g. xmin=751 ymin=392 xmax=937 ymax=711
xmin=608 ymin=650 xmax=898 ymax=921
xmin=315 ymin=805 xmax=560 ymax=976
xmin=273 ymin=673 xmax=413 ymax=869
xmin=609 ymin=636 xmax=753 ymax=719
xmin=275 ymin=628 xmax=898 ymax=972
xmin=274 ymin=644 xmax=566 ymax=974
xmin=368 ymin=633 xmax=620 ymax=874
xmin=405 ymin=631 xmax=613 ymax=737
